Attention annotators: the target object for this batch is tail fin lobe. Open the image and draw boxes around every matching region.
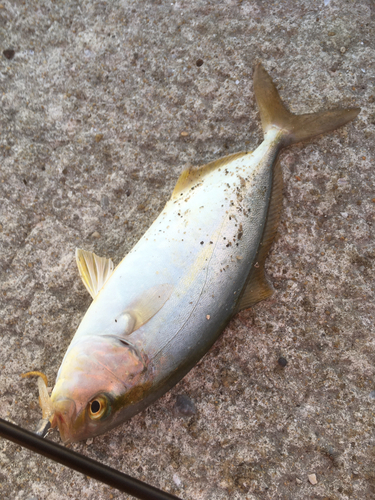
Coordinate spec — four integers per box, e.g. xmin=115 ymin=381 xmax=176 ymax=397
xmin=253 ymin=63 xmax=360 ymax=146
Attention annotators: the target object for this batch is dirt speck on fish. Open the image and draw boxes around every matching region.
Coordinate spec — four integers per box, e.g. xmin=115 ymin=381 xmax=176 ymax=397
xmin=24 ymin=63 xmax=360 ymax=443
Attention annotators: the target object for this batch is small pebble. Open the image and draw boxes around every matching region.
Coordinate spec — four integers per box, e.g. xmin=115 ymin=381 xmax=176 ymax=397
xmin=86 ymin=438 xmax=93 ymax=445
xmin=369 ymin=390 xmax=375 ymax=399
xmin=278 ymin=356 xmax=288 ymax=367
xmin=53 ymin=198 xmax=62 ymax=209
xmin=340 ymin=212 xmax=348 ymax=219
xmin=175 ymin=394 xmax=196 ymax=417
xmin=337 ymin=178 xmax=348 ymax=185
xmin=101 ymin=194 xmax=109 ymax=209
xmin=308 ymin=473 xmax=318 ymax=485
xmin=173 ymin=474 xmax=182 ymax=487
xmin=340 ymin=47 xmax=346 ymax=54
xmin=92 ymin=231 xmax=101 ymax=238
xmin=196 ymin=58 xmax=203 ymax=67
xmin=3 ymin=49 xmax=15 ymax=60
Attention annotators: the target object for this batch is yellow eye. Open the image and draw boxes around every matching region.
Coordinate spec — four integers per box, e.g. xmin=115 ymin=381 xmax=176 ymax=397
xmin=88 ymin=396 xmax=107 ymax=420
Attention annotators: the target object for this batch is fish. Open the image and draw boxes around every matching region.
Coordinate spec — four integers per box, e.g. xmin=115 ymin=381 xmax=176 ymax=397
xmin=24 ymin=64 xmax=360 ymax=443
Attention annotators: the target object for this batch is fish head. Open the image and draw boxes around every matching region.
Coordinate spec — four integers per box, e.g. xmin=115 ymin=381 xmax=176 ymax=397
xmin=50 ymin=335 xmax=147 ymax=442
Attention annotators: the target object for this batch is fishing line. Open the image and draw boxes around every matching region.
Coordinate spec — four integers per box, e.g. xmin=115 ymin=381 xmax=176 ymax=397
xmin=0 ymin=418 xmax=183 ymax=500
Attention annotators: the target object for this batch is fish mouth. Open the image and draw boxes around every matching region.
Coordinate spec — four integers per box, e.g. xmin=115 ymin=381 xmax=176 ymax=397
xmin=52 ymin=398 xmax=77 ymax=443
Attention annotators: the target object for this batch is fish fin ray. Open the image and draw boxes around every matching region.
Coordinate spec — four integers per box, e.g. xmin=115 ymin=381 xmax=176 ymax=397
xmin=122 ymin=283 xmax=174 ymax=335
xmin=253 ymin=63 xmax=360 ymax=145
xmin=76 ymin=248 xmax=114 ymax=299
xmin=234 ymin=158 xmax=283 ymax=312
xmin=172 ymin=152 xmax=251 ymax=198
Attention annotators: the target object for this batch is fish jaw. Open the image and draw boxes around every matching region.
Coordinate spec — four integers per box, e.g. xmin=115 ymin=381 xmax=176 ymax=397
xmin=51 ymin=398 xmax=77 ymax=443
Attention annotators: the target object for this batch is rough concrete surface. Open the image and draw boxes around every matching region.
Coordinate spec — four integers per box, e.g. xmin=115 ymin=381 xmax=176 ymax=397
xmin=0 ymin=0 xmax=374 ymax=499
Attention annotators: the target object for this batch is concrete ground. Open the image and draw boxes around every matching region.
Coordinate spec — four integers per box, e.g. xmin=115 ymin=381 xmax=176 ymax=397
xmin=1 ymin=0 xmax=374 ymax=499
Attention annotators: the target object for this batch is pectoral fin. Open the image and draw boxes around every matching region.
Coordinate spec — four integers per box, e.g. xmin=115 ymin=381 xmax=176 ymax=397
xmin=120 ymin=283 xmax=174 ymax=335
xmin=76 ymin=248 xmax=114 ymax=299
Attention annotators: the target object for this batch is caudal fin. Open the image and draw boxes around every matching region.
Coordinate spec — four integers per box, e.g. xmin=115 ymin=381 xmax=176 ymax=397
xmin=253 ymin=63 xmax=360 ymax=146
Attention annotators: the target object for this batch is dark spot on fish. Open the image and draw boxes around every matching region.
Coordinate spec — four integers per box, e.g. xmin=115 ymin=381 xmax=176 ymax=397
xmin=209 ymin=241 xmax=213 ymax=244
xmin=175 ymin=394 xmax=196 ymax=417
xmin=200 ymin=241 xmax=204 ymax=245
xmin=196 ymin=59 xmax=203 ymax=67
xmin=23 ymin=179 xmax=27 ymax=185
xmin=278 ymin=357 xmax=288 ymax=367
xmin=120 ymin=381 xmax=152 ymax=407
xmin=237 ymin=223 xmax=243 ymax=240
xmin=3 ymin=49 xmax=15 ymax=60
xmin=115 ymin=319 xmax=117 ymax=322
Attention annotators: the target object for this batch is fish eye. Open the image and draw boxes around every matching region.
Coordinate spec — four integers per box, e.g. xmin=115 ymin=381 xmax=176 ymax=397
xmin=91 ymin=400 xmax=100 ymax=413
xmin=88 ymin=396 xmax=108 ymax=420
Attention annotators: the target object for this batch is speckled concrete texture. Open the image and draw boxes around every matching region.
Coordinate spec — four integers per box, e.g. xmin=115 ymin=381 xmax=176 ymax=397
xmin=1 ymin=1 xmax=374 ymax=499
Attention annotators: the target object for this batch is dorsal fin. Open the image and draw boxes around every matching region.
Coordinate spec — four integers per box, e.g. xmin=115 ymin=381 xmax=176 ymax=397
xmin=172 ymin=151 xmax=251 ymax=198
xmin=76 ymin=248 xmax=114 ymax=299
xmin=234 ymin=157 xmax=283 ymax=312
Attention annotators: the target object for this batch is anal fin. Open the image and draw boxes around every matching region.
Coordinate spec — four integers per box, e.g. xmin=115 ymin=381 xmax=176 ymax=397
xmin=235 ymin=157 xmax=283 ymax=312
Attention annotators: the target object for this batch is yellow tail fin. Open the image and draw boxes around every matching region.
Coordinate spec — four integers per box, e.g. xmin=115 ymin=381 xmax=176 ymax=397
xmin=253 ymin=63 xmax=360 ymax=146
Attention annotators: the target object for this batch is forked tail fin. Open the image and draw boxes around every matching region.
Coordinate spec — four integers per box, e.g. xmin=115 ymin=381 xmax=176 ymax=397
xmin=253 ymin=63 xmax=360 ymax=146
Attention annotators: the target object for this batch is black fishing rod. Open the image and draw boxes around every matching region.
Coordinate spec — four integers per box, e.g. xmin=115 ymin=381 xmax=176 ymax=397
xmin=0 ymin=418 xmax=183 ymax=500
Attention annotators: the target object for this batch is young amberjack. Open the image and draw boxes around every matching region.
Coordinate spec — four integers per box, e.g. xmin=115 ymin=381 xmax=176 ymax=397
xmin=24 ymin=64 xmax=360 ymax=442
